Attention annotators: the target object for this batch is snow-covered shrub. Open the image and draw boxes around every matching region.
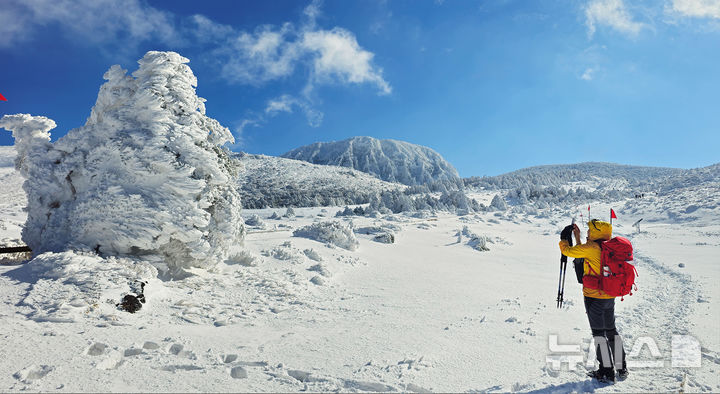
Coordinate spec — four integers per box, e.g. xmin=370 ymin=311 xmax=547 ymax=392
xmin=467 ymin=235 xmax=489 ymax=251
xmin=0 ymin=51 xmax=244 ymax=277
xmin=245 ymin=214 xmax=264 ymax=227
xmin=459 ymin=226 xmax=490 ymax=251
xmin=284 ymin=207 xmax=296 ymax=218
xmin=310 ymin=275 xmax=326 ymax=286
xmin=336 ymin=206 xmax=355 ymax=217
xmin=490 ymin=194 xmax=508 ymax=211
xmin=293 ymin=221 xmax=359 ymax=251
xmin=373 ymin=233 xmax=394 ymax=244
xmin=303 ymin=248 xmax=323 ymax=262
xmin=308 ymin=263 xmax=331 ymax=277
xmin=354 ymin=226 xmax=386 ymax=235
xmin=439 ymin=190 xmax=481 ymax=213
xmin=226 ymin=250 xmax=259 ymax=267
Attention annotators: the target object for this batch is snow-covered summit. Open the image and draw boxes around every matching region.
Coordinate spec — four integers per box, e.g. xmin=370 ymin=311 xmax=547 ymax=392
xmin=281 ymin=136 xmax=460 ymax=186
xmin=0 ymin=51 xmax=245 ymax=277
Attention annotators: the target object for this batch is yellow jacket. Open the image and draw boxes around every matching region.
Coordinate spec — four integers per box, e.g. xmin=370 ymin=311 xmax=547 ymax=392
xmin=559 ymin=240 xmax=612 ymax=299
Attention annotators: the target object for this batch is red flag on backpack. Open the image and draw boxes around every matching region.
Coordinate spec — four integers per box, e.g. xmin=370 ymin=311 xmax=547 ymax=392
xmin=611 ymin=209 xmax=617 ymax=219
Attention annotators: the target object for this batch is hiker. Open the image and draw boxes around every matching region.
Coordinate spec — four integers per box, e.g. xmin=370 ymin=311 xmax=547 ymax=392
xmin=559 ymin=219 xmax=628 ymax=382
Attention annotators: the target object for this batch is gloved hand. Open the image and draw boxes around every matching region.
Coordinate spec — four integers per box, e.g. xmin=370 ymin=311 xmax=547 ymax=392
xmin=560 ymin=224 xmax=574 ymax=241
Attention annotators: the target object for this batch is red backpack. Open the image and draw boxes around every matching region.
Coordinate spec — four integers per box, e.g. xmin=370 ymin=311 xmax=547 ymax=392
xmin=582 ymin=236 xmax=638 ymax=300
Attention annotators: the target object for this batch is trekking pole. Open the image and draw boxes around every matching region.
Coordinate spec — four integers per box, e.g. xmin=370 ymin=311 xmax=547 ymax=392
xmin=557 ymin=259 xmax=567 ymax=308
xmin=557 ymin=220 xmax=575 ymax=308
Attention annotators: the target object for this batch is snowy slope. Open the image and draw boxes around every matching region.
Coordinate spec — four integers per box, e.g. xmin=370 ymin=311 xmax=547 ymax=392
xmin=237 ymin=152 xmax=405 ymax=208
xmin=621 ymin=162 xmax=720 ymax=226
xmin=465 ymin=162 xmax=684 ymax=191
xmin=281 ymin=136 xmax=461 ymax=186
xmin=465 ymin=161 xmax=720 ymax=224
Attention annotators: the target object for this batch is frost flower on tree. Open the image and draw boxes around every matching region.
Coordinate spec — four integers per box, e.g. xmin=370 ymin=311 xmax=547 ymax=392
xmin=0 ymin=51 xmax=245 ymax=277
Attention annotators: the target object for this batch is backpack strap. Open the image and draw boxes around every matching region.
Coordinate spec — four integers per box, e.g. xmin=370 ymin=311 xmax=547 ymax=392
xmin=584 ymin=239 xmax=605 ymax=277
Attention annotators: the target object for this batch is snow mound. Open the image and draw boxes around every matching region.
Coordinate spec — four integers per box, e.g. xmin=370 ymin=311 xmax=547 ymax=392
xmin=0 ymin=51 xmax=245 ymax=277
xmin=293 ymin=221 xmax=359 ymax=251
xmin=5 ymin=250 xmax=157 ymax=323
xmin=281 ymin=136 xmax=460 ymax=186
xmin=237 ymin=152 xmax=404 ymax=208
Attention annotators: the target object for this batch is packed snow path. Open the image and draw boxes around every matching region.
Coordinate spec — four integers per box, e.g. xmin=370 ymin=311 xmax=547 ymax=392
xmin=1 ymin=206 xmax=718 ymax=392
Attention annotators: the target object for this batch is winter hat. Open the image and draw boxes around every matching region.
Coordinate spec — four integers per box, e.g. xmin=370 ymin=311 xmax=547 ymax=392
xmin=588 ymin=219 xmax=612 ymax=241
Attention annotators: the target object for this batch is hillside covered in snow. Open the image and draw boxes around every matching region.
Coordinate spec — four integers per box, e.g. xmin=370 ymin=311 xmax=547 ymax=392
xmin=281 ymin=136 xmax=461 ymax=187
xmin=465 ymin=162 xmax=683 ymax=194
xmin=462 ymin=161 xmax=719 ymax=222
xmin=236 ymin=152 xmax=405 ymax=208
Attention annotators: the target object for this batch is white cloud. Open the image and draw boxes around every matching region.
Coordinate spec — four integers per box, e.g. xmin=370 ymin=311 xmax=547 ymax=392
xmin=668 ymin=0 xmax=720 ymax=19
xmin=585 ymin=0 xmax=646 ymax=38
xmin=235 ymin=94 xmax=323 ymax=141
xmin=219 ymin=24 xmax=301 ymax=85
xmin=217 ymin=2 xmax=391 ymax=96
xmin=0 ymin=3 xmax=33 ymax=48
xmin=264 ymin=95 xmax=324 ymax=127
xmin=190 ymin=14 xmax=235 ymax=43
xmin=302 ymin=28 xmax=392 ymax=95
xmin=303 ymin=0 xmax=323 ymax=28
xmin=265 ymin=95 xmax=296 ymax=115
xmin=0 ymin=0 xmax=179 ymax=48
xmin=213 ymin=1 xmax=390 ymax=135
xmin=581 ymin=67 xmax=596 ymax=80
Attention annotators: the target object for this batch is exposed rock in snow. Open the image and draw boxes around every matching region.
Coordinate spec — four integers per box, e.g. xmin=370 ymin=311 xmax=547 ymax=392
xmin=281 ymin=136 xmax=460 ymax=186
xmin=237 ymin=152 xmax=404 ymax=208
xmin=0 ymin=51 xmax=245 ymax=277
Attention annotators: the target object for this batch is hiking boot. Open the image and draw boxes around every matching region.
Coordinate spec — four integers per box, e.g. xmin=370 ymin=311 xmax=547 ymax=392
xmin=587 ymin=367 xmax=616 ymax=383
xmin=617 ymin=368 xmax=629 ymax=381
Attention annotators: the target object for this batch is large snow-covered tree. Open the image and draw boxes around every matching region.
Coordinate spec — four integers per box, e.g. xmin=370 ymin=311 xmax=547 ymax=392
xmin=0 ymin=51 xmax=245 ymax=277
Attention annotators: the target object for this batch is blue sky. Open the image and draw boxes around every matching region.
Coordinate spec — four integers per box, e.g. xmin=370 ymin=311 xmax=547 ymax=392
xmin=1 ymin=0 xmax=719 ymax=176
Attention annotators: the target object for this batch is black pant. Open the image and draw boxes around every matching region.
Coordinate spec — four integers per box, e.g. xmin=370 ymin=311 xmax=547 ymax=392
xmin=584 ymin=296 xmax=627 ymax=370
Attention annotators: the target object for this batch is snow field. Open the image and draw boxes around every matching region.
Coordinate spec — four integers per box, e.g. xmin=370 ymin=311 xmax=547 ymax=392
xmin=3 ymin=200 xmax=718 ymax=392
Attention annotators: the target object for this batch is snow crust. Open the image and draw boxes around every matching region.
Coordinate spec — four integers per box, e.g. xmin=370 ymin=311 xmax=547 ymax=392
xmin=282 ymin=136 xmax=461 ymax=186
xmin=0 ymin=51 xmax=245 ymax=276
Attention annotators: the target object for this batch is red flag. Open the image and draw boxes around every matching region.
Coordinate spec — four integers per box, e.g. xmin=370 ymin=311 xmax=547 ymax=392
xmin=0 ymin=93 xmax=6 ymax=101
xmin=611 ymin=209 xmax=617 ymax=219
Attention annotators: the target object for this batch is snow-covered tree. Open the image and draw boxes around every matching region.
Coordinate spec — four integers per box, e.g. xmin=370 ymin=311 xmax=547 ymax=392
xmin=0 ymin=51 xmax=245 ymax=278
